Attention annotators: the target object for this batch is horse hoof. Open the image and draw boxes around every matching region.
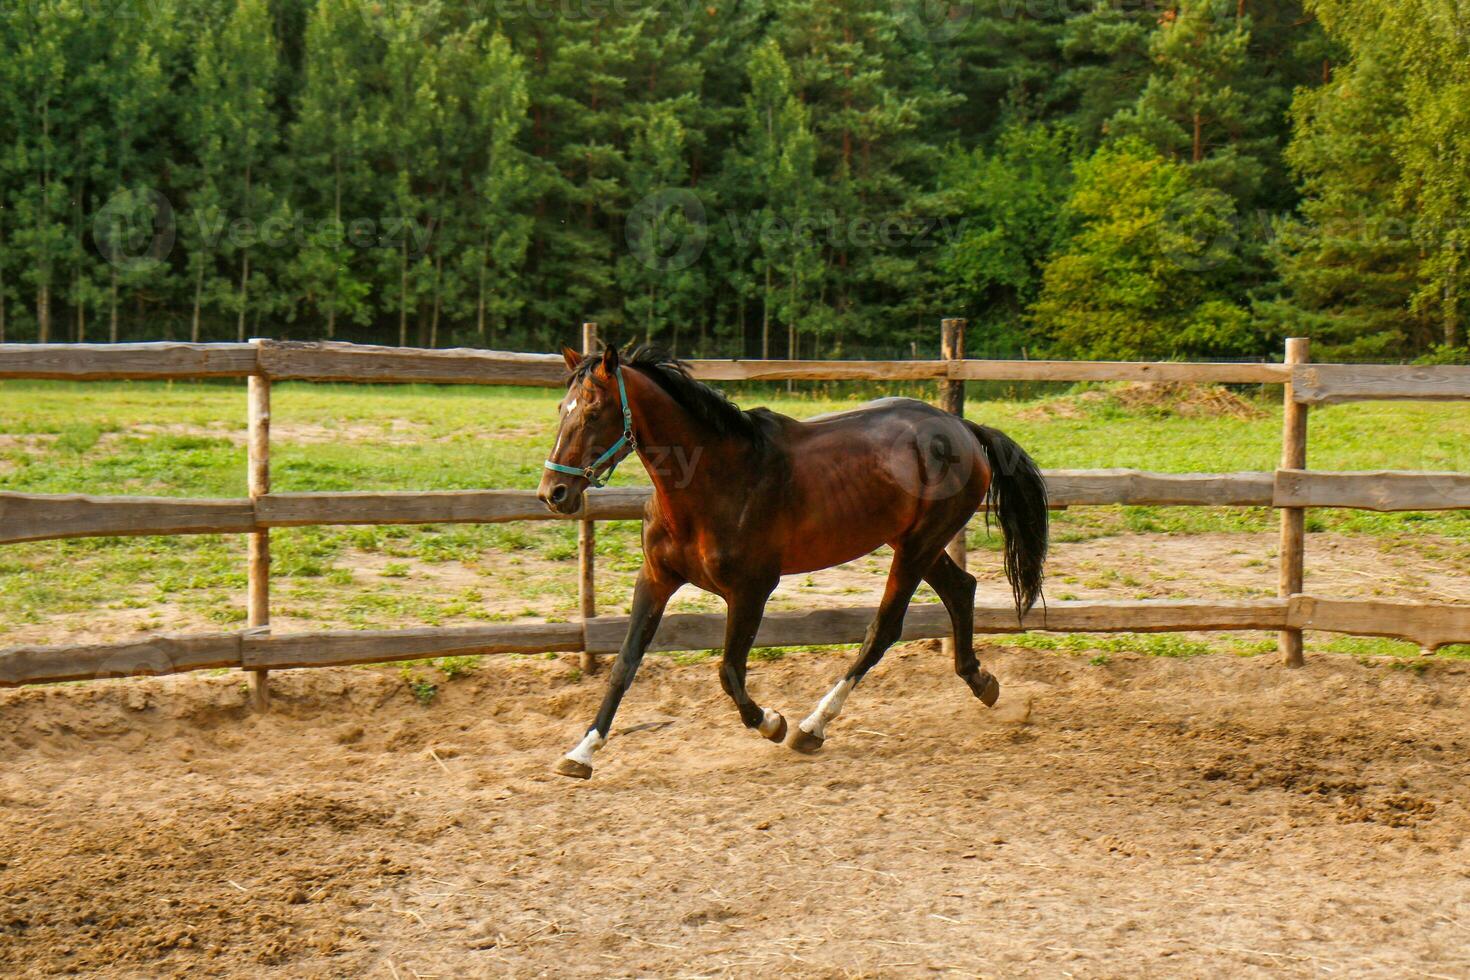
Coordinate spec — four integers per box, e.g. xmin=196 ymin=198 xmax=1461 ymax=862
xmin=553 ymin=757 xmax=593 ymax=780
xmin=969 ymin=670 xmax=1001 ymax=707
xmin=764 ymin=713 xmax=789 ymax=744
xmin=788 ymin=727 xmax=825 ymax=755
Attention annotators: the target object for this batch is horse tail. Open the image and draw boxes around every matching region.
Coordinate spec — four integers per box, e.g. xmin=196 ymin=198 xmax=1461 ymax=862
xmin=965 ymin=421 xmax=1049 ymax=621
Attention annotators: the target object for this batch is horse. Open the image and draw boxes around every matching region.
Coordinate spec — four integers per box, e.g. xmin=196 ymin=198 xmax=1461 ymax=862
xmin=537 ymin=343 xmax=1049 ymax=779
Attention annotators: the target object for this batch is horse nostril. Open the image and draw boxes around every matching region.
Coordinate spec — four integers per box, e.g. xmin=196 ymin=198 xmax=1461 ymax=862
xmin=549 ymin=484 xmax=569 ymax=505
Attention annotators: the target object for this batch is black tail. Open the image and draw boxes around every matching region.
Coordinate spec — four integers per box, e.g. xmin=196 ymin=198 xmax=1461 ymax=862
xmin=966 ymin=422 xmax=1048 ymax=620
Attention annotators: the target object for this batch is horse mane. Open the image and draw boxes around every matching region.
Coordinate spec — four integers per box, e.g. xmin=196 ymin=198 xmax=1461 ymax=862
xmin=570 ymin=343 xmax=763 ymax=443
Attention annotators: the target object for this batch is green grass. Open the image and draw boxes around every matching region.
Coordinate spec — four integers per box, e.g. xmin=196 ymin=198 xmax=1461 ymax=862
xmin=0 ymin=378 xmax=1464 ymax=656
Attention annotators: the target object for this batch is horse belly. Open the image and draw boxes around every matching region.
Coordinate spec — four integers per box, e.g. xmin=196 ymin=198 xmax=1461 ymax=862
xmin=778 ymin=469 xmax=917 ymax=574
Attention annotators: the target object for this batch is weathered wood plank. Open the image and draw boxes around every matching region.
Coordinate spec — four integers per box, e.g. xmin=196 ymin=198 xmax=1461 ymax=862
xmin=1289 ymin=597 xmax=1470 ymax=651
xmin=1275 ymin=470 xmax=1470 ymax=512
xmin=255 ymin=486 xmax=649 ymax=527
xmin=951 ymin=360 xmax=1287 ymax=384
xmin=686 ymin=359 xmax=949 ymax=382
xmin=0 ymin=632 xmax=242 ymax=687
xmin=257 ymin=340 xmax=565 ymax=386
xmin=0 ymin=342 xmax=258 ymax=380
xmin=1291 ymin=364 xmax=1470 ymax=403
xmin=5 ymin=596 xmax=1464 ymax=688
xmin=1046 ymin=470 xmax=1273 ymax=508
xmin=242 ymin=623 xmax=584 ymax=669
xmin=584 ymin=599 xmax=1291 ymax=654
xmin=0 ymin=493 xmax=256 ymax=544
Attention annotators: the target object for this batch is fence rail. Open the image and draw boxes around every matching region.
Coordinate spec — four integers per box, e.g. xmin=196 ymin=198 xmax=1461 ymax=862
xmin=1 ymin=332 xmax=1467 ymax=699
xmin=7 ymin=470 xmax=1470 ymax=546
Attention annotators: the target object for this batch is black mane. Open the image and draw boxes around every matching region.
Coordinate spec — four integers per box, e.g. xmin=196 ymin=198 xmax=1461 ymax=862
xmin=569 ymin=344 xmax=762 ymax=443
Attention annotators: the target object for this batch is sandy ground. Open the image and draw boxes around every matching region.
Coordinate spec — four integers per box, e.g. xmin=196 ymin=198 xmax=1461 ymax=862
xmin=2 ymin=644 xmax=1467 ymax=978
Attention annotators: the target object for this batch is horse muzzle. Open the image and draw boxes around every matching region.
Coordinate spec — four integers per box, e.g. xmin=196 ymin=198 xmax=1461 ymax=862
xmin=537 ymin=476 xmax=585 ymax=515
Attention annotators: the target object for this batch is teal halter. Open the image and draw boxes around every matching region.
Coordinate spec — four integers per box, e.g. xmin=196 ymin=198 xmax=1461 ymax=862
xmin=544 ymin=365 xmax=636 ymax=488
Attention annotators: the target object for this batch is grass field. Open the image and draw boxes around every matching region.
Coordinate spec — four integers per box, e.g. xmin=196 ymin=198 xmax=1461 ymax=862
xmin=0 ymin=378 xmax=1465 ymax=661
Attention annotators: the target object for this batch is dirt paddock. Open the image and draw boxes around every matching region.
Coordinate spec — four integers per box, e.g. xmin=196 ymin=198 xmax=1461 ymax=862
xmin=1 ymin=644 xmax=1467 ymax=978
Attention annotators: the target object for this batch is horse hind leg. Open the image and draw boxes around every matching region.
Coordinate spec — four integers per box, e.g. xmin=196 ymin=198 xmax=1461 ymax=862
xmin=790 ymin=545 xmax=929 ymax=754
xmin=924 ymin=551 xmax=999 ymax=707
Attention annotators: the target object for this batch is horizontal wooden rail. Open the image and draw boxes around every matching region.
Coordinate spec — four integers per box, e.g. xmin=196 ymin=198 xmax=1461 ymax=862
xmin=0 ymin=342 xmax=258 ymax=380
xmin=0 ymin=340 xmax=1293 ymax=386
xmin=1292 ymin=364 xmax=1470 ymax=403
xmin=1274 ymin=470 xmax=1470 ymax=511
xmin=951 ymin=360 xmax=1287 ymax=385
xmin=256 ymin=488 xmax=649 ymax=527
xmin=585 ymin=599 xmax=1293 ymax=653
xmin=1046 ymin=470 xmax=1273 ymax=507
xmin=11 ymin=467 xmax=1470 ymax=544
xmin=257 ymin=341 xmax=565 ymax=386
xmin=0 ymin=493 xmax=257 ymax=543
xmin=6 ymin=596 xmax=1466 ymax=688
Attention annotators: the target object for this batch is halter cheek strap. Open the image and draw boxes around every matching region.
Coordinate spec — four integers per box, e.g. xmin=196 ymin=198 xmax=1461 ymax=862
xmin=544 ymin=366 xmax=636 ymax=489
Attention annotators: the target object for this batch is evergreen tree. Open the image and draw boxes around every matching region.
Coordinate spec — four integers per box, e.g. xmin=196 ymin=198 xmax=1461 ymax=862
xmin=1033 ymin=139 xmax=1253 ymax=359
xmin=183 ymin=0 xmax=282 ymax=342
xmin=288 ymin=0 xmax=376 ymax=338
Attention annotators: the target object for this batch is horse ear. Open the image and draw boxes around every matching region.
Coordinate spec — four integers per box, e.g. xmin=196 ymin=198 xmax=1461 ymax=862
xmin=600 ymin=343 xmax=620 ymax=376
xmin=561 ymin=346 xmax=581 ymax=372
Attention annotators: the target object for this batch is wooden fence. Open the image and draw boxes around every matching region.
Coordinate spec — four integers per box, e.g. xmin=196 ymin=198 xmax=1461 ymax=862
xmin=1 ymin=329 xmax=1468 ymax=703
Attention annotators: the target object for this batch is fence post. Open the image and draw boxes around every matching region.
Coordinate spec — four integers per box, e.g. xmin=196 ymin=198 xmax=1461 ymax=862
xmin=1278 ymin=337 xmax=1310 ymax=668
xmin=941 ymin=318 xmax=967 ymax=659
xmin=247 ymin=341 xmax=271 ymax=708
xmin=579 ymin=322 xmax=599 ymax=673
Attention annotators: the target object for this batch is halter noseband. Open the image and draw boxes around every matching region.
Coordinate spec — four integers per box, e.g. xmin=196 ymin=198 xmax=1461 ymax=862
xmin=544 ymin=365 xmax=636 ymax=489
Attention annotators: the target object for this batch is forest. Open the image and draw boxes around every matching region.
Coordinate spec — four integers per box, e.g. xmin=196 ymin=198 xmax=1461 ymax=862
xmin=0 ymin=0 xmax=1466 ymax=361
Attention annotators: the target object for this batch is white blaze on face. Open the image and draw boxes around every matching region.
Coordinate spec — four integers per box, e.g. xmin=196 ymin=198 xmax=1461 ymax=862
xmin=799 ymin=677 xmax=855 ymax=740
xmin=552 ymin=398 xmax=579 ymax=458
xmin=565 ymin=728 xmax=606 ymax=768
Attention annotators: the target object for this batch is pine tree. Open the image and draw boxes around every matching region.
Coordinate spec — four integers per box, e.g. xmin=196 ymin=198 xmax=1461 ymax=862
xmin=184 ymin=0 xmax=282 ymax=342
xmin=288 ymin=0 xmax=375 ymax=339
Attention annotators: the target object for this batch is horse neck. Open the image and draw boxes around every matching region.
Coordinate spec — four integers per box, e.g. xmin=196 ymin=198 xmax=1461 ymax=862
xmin=623 ymin=368 xmax=740 ymax=524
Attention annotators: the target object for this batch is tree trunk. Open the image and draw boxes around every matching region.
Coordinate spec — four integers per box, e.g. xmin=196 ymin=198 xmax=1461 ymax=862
xmin=1446 ymin=256 xmax=1463 ymax=349
xmin=429 ymin=253 xmax=443 ymax=348
xmin=191 ymin=264 xmax=204 ymax=343
xmin=74 ymin=272 xmax=85 ymax=343
xmin=109 ymin=269 xmax=120 ymax=343
xmin=37 ymin=281 xmax=51 ymax=344
xmin=761 ymin=265 xmax=771 ymax=359
xmin=236 ymin=253 xmax=251 ymax=343
xmin=0 ymin=259 xmax=7 ymax=344
xmin=476 ymin=230 xmax=489 ymax=343
xmin=398 ymin=240 xmax=409 ymax=347
xmin=1193 ymin=111 xmax=1203 ymax=163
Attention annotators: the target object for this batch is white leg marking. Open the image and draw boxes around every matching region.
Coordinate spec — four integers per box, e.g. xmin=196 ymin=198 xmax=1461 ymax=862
xmin=757 ymin=708 xmax=783 ymax=738
xmin=799 ymin=678 xmax=854 ymax=740
xmin=564 ymin=729 xmax=606 ymax=768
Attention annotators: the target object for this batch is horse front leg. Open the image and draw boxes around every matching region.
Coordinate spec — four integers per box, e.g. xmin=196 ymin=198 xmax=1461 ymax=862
xmin=554 ymin=566 xmax=680 ymax=780
xmin=717 ymin=582 xmax=787 ymax=743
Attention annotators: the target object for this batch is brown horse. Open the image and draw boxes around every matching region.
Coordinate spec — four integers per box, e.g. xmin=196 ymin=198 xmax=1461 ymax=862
xmin=537 ymin=344 xmax=1048 ymax=779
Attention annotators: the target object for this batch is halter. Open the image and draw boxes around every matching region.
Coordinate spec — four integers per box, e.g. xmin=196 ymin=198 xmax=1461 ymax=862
xmin=544 ymin=365 xmax=636 ymax=488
